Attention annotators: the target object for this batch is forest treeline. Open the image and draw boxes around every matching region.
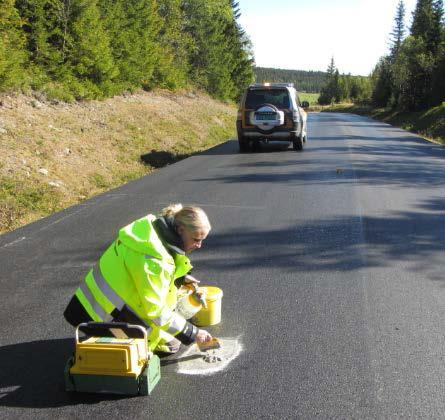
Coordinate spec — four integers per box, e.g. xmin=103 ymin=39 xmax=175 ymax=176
xmin=0 ymin=0 xmax=254 ymax=101
xmin=372 ymin=0 xmax=444 ymax=110
xmin=254 ymin=67 xmax=326 ymax=92
xmin=318 ymin=58 xmax=372 ymax=104
xmin=319 ymin=0 xmax=444 ymax=110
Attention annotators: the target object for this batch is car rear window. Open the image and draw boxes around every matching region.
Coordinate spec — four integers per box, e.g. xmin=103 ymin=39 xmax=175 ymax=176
xmin=245 ymin=89 xmax=290 ymax=109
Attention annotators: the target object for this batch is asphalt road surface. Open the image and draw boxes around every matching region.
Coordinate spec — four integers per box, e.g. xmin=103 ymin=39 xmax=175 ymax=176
xmin=2 ymin=112 xmax=445 ymax=419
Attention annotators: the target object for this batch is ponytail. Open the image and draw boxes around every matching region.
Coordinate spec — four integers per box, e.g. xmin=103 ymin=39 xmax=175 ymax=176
xmin=160 ymin=203 xmax=183 ymax=218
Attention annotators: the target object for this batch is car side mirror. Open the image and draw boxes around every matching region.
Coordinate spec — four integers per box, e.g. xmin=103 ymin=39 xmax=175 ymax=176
xmin=301 ymin=101 xmax=309 ymax=109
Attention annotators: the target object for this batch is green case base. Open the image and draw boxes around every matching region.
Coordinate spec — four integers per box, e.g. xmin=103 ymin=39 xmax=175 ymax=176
xmin=64 ymin=355 xmax=161 ymax=396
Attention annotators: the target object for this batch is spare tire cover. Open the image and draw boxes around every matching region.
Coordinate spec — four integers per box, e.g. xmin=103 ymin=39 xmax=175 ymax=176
xmin=252 ymin=103 xmax=284 ymax=133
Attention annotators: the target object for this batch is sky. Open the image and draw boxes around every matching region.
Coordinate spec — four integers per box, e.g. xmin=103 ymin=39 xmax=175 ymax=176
xmin=238 ymin=0 xmax=418 ymax=76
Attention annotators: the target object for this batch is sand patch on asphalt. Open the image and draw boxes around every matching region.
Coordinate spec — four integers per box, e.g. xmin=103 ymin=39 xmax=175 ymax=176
xmin=176 ymin=337 xmax=242 ymax=375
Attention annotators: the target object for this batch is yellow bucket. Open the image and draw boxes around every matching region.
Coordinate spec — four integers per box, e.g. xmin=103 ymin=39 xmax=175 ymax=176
xmin=191 ymin=286 xmax=223 ymax=327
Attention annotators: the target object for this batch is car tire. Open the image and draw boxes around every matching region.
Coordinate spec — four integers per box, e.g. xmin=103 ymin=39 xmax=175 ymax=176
xmin=238 ymin=137 xmax=250 ymax=153
xmin=251 ymin=141 xmax=261 ymax=152
xmin=292 ymin=136 xmax=303 ymax=151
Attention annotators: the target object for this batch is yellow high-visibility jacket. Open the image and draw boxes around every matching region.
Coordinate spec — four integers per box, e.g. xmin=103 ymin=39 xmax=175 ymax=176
xmin=63 ymin=214 xmax=197 ymax=350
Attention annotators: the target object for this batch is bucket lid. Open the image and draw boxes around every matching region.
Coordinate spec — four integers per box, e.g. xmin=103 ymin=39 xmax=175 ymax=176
xmin=200 ymin=286 xmax=223 ymax=301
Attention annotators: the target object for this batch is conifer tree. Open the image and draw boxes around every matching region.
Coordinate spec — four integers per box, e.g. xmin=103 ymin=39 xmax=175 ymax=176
xmin=333 ymin=69 xmax=345 ymax=102
xmin=182 ymin=0 xmax=207 ymax=89
xmin=0 ymin=0 xmax=27 ymax=88
xmin=431 ymin=49 xmax=445 ymax=105
xmin=98 ymin=0 xmax=160 ymax=91
xmin=16 ymin=0 xmax=116 ymax=96
xmin=411 ymin=0 xmax=434 ymax=39
xmin=327 ymin=57 xmax=336 ymax=76
xmin=154 ymin=0 xmax=192 ymax=88
xmin=430 ymin=1 xmax=445 ymax=104
xmin=4 ymin=0 xmax=256 ymax=101
xmin=371 ymin=57 xmax=393 ymax=106
xmin=386 ymin=1 xmax=407 ymax=106
xmin=349 ymin=77 xmax=371 ymax=102
xmin=390 ymin=0 xmax=406 ymax=59
xmin=183 ymin=0 xmax=236 ymax=99
xmin=318 ymin=57 xmax=339 ymax=104
xmin=122 ymin=0 xmax=160 ymax=89
xmin=393 ymin=35 xmax=436 ymax=109
xmin=254 ymin=67 xmax=327 ymax=93
xmin=403 ymin=0 xmax=443 ymax=108
xmin=411 ymin=0 xmax=442 ymax=54
xmin=15 ymin=0 xmax=66 ymax=80
xmin=65 ymin=0 xmax=117 ymax=96
xmin=228 ymin=0 xmax=255 ymax=98
xmin=429 ymin=0 xmax=444 ymax=54
xmin=97 ymin=0 xmax=130 ymax=91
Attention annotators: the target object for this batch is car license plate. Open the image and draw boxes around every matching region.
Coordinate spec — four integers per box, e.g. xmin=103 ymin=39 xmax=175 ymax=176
xmin=256 ymin=114 xmax=275 ymax=121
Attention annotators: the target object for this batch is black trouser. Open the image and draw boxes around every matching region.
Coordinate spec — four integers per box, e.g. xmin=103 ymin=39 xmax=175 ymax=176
xmin=63 ymin=295 xmax=93 ymax=327
xmin=64 ymin=294 xmax=150 ymax=328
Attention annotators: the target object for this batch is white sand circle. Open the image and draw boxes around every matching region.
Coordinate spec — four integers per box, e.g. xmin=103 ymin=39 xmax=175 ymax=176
xmin=176 ymin=337 xmax=243 ymax=376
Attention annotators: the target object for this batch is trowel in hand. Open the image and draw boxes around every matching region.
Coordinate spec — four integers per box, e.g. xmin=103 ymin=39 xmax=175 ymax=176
xmin=197 ymin=337 xmax=221 ymax=352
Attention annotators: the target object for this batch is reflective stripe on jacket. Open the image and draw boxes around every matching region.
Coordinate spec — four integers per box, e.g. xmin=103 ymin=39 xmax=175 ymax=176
xmin=71 ymin=214 xmax=192 ymax=350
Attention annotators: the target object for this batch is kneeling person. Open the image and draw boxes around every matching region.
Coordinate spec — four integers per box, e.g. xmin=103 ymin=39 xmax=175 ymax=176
xmin=63 ymin=204 xmax=212 ymax=353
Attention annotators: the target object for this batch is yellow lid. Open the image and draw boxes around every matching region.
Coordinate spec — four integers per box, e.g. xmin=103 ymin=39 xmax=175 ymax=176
xmin=200 ymin=286 xmax=223 ymax=302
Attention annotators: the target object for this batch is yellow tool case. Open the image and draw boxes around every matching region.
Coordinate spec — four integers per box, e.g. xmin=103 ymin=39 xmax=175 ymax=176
xmin=64 ymin=322 xmax=160 ymax=395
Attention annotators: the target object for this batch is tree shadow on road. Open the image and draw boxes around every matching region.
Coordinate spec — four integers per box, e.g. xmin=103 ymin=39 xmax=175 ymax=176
xmin=199 ymin=139 xmax=293 ymax=155
xmin=198 ymin=197 xmax=445 ymax=278
xmin=193 ymin=137 xmax=445 ymax=189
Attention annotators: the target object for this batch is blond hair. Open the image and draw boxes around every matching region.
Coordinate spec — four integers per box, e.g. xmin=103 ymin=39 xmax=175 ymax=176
xmin=160 ymin=203 xmax=211 ymax=232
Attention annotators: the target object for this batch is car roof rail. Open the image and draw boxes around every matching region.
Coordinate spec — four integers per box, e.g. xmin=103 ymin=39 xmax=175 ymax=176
xmin=249 ymin=83 xmax=295 ymax=89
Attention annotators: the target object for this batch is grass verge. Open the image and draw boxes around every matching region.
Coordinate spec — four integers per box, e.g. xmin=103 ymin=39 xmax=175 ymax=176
xmin=321 ymin=102 xmax=445 ymax=144
xmin=299 ymin=92 xmax=319 ymax=107
xmin=0 ymin=90 xmax=236 ymax=233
